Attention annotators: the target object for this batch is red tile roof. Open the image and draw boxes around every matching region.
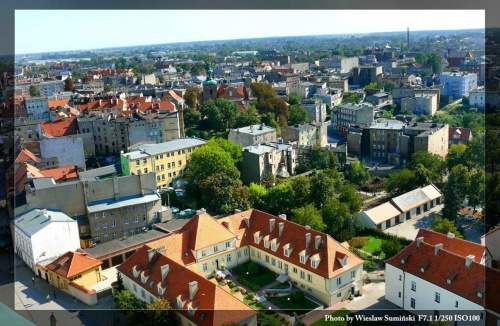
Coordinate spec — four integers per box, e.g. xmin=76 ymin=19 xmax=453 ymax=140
xmin=178 ymin=213 xmax=238 ymax=251
xmin=40 ymin=116 xmax=78 ymax=137
xmin=15 ymin=147 xmax=40 ymax=163
xmin=449 ymin=127 xmax=472 ymax=141
xmin=116 ymin=245 xmax=256 ymax=326
xmin=14 ymin=163 xmax=44 ymax=193
xmin=217 ymin=85 xmax=248 ymax=101
xmin=387 ymin=241 xmax=487 ymax=306
xmin=48 ymin=99 xmax=69 ymax=109
xmin=78 ymin=99 xmax=124 ymax=112
xmin=415 ymin=229 xmax=485 ymax=263
xmin=164 ymin=90 xmax=182 ymax=102
xmin=46 ymin=251 xmax=102 ymax=278
xmin=40 ymin=166 xmax=78 ymax=181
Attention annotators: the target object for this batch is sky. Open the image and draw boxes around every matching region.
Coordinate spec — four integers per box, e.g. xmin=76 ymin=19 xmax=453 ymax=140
xmin=15 ymin=10 xmax=485 ymax=54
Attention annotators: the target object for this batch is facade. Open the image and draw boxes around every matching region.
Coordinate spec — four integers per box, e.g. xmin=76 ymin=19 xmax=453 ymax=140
xmin=399 ymin=123 xmax=449 ymax=160
xmin=241 ymin=142 xmax=296 ymax=185
xmin=369 ymin=120 xmax=405 ymax=161
xmin=481 ymin=227 xmax=500 ymax=270
xmin=318 ymin=57 xmax=359 ymax=73
xmin=459 ymin=59 xmax=485 ymax=85
xmin=358 ymin=184 xmax=443 ymax=230
xmin=25 ymin=96 xmax=49 ymax=121
xmin=13 ymin=208 xmax=81 ymax=272
xmin=289 ymin=82 xmax=316 ymax=99
xmin=313 ymin=88 xmax=343 ymax=107
xmin=449 ymin=127 xmax=473 ymax=146
xmin=353 ymin=66 xmax=383 ymax=87
xmin=392 ymin=86 xmax=441 ymax=106
xmin=401 ymin=93 xmax=438 ymax=117
xmin=386 ymin=229 xmax=494 ymax=324
xmin=439 ymin=72 xmax=478 ymax=99
xmin=228 ymin=124 xmax=277 ymax=148
xmin=333 ymin=102 xmax=374 ymax=133
xmin=469 ymin=88 xmax=485 ymax=109
xmin=120 ymin=137 xmax=207 ymax=189
xmin=39 ymin=137 xmax=86 ymax=168
xmin=300 ymin=98 xmax=327 ymax=123
xmin=281 ymin=122 xmax=328 ymax=148
xmin=16 ymin=81 xmax=64 ymax=97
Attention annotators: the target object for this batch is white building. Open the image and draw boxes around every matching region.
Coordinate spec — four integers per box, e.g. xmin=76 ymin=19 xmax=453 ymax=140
xmin=25 ymin=96 xmax=49 ymax=121
xmin=13 ymin=208 xmax=80 ymax=272
xmin=469 ymin=88 xmax=485 ymax=109
xmin=386 ymin=229 xmax=492 ymax=325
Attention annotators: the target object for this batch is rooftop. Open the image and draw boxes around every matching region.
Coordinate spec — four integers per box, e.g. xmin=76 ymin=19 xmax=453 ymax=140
xmin=86 ymin=193 xmax=161 ymax=214
xmin=125 ymin=138 xmax=207 ymax=160
xmin=229 ymin=123 xmax=276 ymax=136
xmin=14 ymin=208 xmax=76 ymax=237
xmin=45 ymin=251 xmax=102 ymax=278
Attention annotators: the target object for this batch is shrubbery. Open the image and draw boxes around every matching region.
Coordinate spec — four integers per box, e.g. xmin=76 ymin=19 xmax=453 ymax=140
xmin=248 ymin=261 xmax=259 ymax=275
xmin=237 ymin=276 xmax=260 ymax=291
xmin=348 ymin=237 xmax=368 ymax=249
xmin=363 ymin=261 xmax=378 ymax=272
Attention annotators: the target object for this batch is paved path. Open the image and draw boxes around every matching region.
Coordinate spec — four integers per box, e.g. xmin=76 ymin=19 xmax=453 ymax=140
xmin=383 ymin=205 xmax=443 ymax=240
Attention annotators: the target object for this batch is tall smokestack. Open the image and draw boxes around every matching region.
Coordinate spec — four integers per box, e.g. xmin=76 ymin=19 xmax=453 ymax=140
xmin=407 ymin=27 xmax=410 ymax=52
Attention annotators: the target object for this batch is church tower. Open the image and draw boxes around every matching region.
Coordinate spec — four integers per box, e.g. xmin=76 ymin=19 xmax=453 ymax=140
xmin=202 ymin=62 xmax=218 ymax=103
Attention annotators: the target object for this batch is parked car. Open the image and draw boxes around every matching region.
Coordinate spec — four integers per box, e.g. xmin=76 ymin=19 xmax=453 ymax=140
xmin=465 ymin=214 xmax=474 ymax=221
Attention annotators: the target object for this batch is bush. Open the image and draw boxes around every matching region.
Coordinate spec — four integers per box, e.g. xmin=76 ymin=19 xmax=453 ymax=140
xmin=248 ymin=261 xmax=259 ymax=275
xmin=238 ymin=287 xmax=246 ymax=294
xmin=349 ymin=237 xmax=368 ymax=249
xmin=372 ymin=249 xmax=382 ymax=257
xmin=237 ymin=276 xmax=260 ymax=291
xmin=227 ymin=280 xmax=236 ymax=288
xmin=220 ymin=264 xmax=226 ymax=270
xmin=247 ymin=292 xmax=255 ymax=300
xmin=363 ymin=261 xmax=378 ymax=272
xmin=291 ymin=291 xmax=305 ymax=303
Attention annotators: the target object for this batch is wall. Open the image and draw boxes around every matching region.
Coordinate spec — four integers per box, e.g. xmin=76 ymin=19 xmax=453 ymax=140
xmin=241 ymin=151 xmax=264 ymax=185
xmin=25 ymin=182 xmax=87 ymax=217
xmin=68 ymin=284 xmax=98 ymax=306
xmin=40 ymin=137 xmax=86 ymax=168
xmin=228 ymin=129 xmax=277 ymax=148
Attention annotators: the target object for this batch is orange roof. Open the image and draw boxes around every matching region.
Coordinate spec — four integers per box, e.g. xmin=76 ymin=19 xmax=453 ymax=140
xmin=40 ymin=166 xmax=78 ymax=181
xmin=164 ymin=90 xmax=182 ymax=102
xmin=14 ymin=163 xmax=44 ymax=193
xmin=46 ymin=251 xmax=102 ymax=278
xmin=69 ymin=281 xmax=96 ymax=295
xmin=416 ymin=229 xmax=485 ymax=263
xmin=15 ymin=147 xmax=40 ymax=163
xmin=48 ymin=99 xmax=69 ymax=108
xmin=217 ymin=85 xmax=248 ymax=101
xmin=78 ymin=99 xmax=124 ymax=112
xmin=178 ymin=213 xmax=238 ymax=251
xmin=387 ymin=240 xmax=487 ymax=307
xmin=40 ymin=116 xmax=78 ymax=137
xmin=116 ymin=245 xmax=256 ymax=326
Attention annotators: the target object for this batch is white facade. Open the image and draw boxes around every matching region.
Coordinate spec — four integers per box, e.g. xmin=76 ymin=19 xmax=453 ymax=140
xmin=25 ymin=96 xmax=49 ymax=121
xmin=386 ymin=264 xmax=484 ymax=325
xmin=469 ymin=89 xmax=485 ymax=109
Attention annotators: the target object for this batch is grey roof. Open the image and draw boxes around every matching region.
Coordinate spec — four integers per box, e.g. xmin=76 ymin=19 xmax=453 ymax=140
xmin=337 ymin=102 xmax=374 ymax=111
xmin=14 ymin=208 xmax=76 ymax=237
xmin=87 ymin=193 xmax=161 ymax=213
xmin=286 ymin=123 xmax=316 ymax=131
xmin=243 ymin=142 xmax=292 ymax=155
xmin=391 ymin=188 xmax=429 ymax=212
xmin=370 ymin=121 xmax=404 ymax=130
xmin=81 ymin=229 xmax=169 ymax=259
xmin=153 ymin=216 xmax=192 ymax=232
xmin=230 ymin=124 xmax=276 ymax=136
xmin=79 ymin=165 xmax=120 ymax=180
xmin=125 ymin=137 xmax=207 ymax=160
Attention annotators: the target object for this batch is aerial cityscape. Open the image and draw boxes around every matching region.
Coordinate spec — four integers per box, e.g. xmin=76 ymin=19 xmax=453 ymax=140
xmin=1 ymin=9 xmax=500 ymax=326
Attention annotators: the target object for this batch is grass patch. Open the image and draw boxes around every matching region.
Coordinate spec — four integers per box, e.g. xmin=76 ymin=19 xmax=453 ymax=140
xmin=267 ymin=294 xmax=319 ymax=316
xmin=361 ymin=236 xmax=382 ymax=254
xmin=243 ymin=297 xmax=263 ymax=310
xmin=233 ymin=262 xmax=277 ymax=290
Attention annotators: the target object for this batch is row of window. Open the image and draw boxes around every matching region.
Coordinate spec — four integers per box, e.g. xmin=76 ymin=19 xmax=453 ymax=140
xmin=93 ymin=205 xmax=147 ymax=218
xmin=94 ymin=227 xmax=143 ymax=243
xmin=155 ymin=170 xmax=182 ymax=181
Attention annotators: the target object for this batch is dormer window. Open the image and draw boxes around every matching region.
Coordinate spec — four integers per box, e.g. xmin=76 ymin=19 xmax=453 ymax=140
xmin=284 ymin=248 xmax=290 ymax=257
xmin=311 ymin=260 xmax=318 ymax=269
xmin=132 ymin=266 xmax=141 ymax=278
xmin=271 ymin=243 xmax=276 ymax=252
xmin=264 ymin=240 xmax=269 ymax=248
xmin=300 ymin=254 xmax=306 ymax=264
xmin=477 ymin=292 xmax=483 ymax=298
xmin=254 ymin=235 xmax=259 ymax=244
xmin=141 ymin=272 xmax=149 ymax=284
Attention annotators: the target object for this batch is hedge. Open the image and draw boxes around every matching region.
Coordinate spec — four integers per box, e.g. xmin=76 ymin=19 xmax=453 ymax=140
xmin=237 ymin=276 xmax=261 ymax=291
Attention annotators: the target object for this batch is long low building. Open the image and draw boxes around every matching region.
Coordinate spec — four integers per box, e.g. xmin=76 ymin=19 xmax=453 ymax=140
xmin=358 ymin=184 xmax=443 ymax=230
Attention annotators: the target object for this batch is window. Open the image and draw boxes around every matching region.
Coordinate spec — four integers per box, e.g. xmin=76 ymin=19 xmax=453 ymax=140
xmin=351 ymin=271 xmax=356 ymax=279
xmin=411 ymin=281 xmax=416 ymax=291
xmin=94 ymin=223 xmax=99 ymax=230
xmin=172 ymin=162 xmax=176 ymax=168
xmin=435 ymin=292 xmax=440 ymax=303
xmin=203 ymin=263 xmax=207 ymax=271
xmin=227 ymin=254 xmax=231 ymax=262
xmin=271 ymin=258 xmax=276 ymax=266
xmin=143 ymin=215 xmax=146 ymax=222
xmin=102 ymin=222 xmax=107 ymax=229
xmin=124 ymin=208 xmax=129 ymax=213
xmin=237 ymin=251 xmax=241 ymax=258
xmin=410 ymin=298 xmax=416 ymax=309
xmin=265 ymin=255 xmax=269 ymax=263
xmin=143 ymin=159 xmax=147 ymax=164
xmin=141 ymin=289 xmax=146 ymax=299
xmin=251 ymin=249 xmax=255 ymax=257
xmin=257 ymin=252 xmax=261 ymax=259
xmin=455 ymin=301 xmax=458 ymax=308
xmin=103 ymin=234 xmax=108 ymax=242
xmin=134 ymin=206 xmax=137 ymax=211
xmin=337 ymin=292 xmax=342 ymax=298
xmin=94 ymin=236 xmax=100 ymax=243
xmin=244 ymin=249 xmax=248 ymax=256
xmin=300 ymin=271 xmax=305 ymax=279
xmin=399 ymin=275 xmax=402 ymax=281
xmin=112 ymin=232 xmax=117 ymax=239
xmin=94 ymin=213 xmax=98 ymax=219
xmin=134 ymin=216 xmax=139 ymax=223
xmin=278 ymin=261 xmax=282 ymax=269
xmin=293 ymin=267 xmax=297 ymax=274
xmin=201 ymin=250 xmax=206 ymax=257
xmin=398 ymin=292 xmax=401 ymax=298
xmin=284 ymin=249 xmax=290 ymax=257
xmin=226 ymin=242 xmax=230 ymax=248
xmin=178 ymin=160 xmax=182 ymax=166
xmin=300 ymin=255 xmax=306 ymax=264
xmin=337 ymin=277 xmax=341 ymax=286
xmin=214 ymin=246 xmax=218 ymax=252
xmin=307 ymin=274 xmax=312 ymax=282
xmin=136 ymin=160 xmax=140 ymax=166
xmin=102 ymin=212 xmax=106 ymax=218
xmin=110 ymin=210 xmax=115 ymax=216
xmin=124 ymin=218 xmax=129 ymax=225
xmin=133 ymin=284 xmax=137 ymax=292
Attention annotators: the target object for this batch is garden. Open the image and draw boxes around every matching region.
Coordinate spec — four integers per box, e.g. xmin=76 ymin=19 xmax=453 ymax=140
xmin=266 ymin=291 xmax=319 ymax=316
xmin=233 ymin=261 xmax=277 ymax=291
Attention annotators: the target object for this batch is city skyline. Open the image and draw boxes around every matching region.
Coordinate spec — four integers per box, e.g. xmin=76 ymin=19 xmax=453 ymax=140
xmin=15 ymin=10 xmax=485 ymax=54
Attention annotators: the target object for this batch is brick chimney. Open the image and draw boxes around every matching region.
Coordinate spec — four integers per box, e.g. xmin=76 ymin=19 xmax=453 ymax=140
xmin=434 ymin=243 xmax=443 ymax=256
xmin=189 ymin=281 xmax=198 ymax=300
xmin=465 ymin=255 xmax=475 ymax=268
xmin=416 ymin=237 xmax=424 ymax=247
xmin=306 ymin=233 xmax=311 ymax=248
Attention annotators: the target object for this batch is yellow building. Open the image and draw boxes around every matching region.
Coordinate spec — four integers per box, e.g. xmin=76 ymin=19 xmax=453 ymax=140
xmin=43 ymin=251 xmax=103 ymax=294
xmin=120 ymin=137 xmax=207 ymax=189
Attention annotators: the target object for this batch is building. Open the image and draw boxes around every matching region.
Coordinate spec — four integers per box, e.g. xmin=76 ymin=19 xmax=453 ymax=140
xmin=449 ymin=127 xmax=473 ymax=146
xmin=120 ymin=138 xmax=207 ymax=189
xmin=369 ymin=120 xmax=405 ymax=162
xmin=40 ymin=115 xmax=79 ymax=138
xmin=300 ymin=98 xmax=327 ymax=123
xmin=228 ymin=124 xmax=277 ymax=148
xmin=313 ymin=88 xmax=343 ymax=107
xmin=392 ymin=85 xmax=441 ymax=106
xmin=366 ymin=92 xmax=392 ymax=107
xmin=378 ymin=74 xmax=417 ymax=85
xmin=358 ymin=184 xmax=443 ymax=230
xmin=38 ymin=251 xmax=104 ymax=306
xmin=440 ymin=72 xmax=478 ymax=99
xmin=216 ymin=84 xmax=249 ymax=106
xmin=469 ymin=88 xmax=485 ymax=109
xmin=353 ymin=66 xmax=383 ymax=87
xmin=241 ymin=142 xmax=296 ymax=185
xmin=202 ymin=63 xmax=218 ymax=103
xmin=118 ymin=208 xmax=364 ymax=317
xmin=399 ymin=123 xmax=449 ymax=160
xmin=318 ymin=57 xmax=359 ymax=73
xmin=39 ymin=136 xmax=86 ymax=168
xmin=13 ymin=208 xmax=80 ymax=272
xmin=459 ymin=59 xmax=485 ymax=85
xmin=333 ymin=102 xmax=374 ymax=133
xmin=481 ymin=227 xmax=500 ymax=270
xmin=401 ymin=93 xmax=438 ymax=117
xmin=385 ymin=229 xmax=495 ymax=322
xmin=281 ymin=122 xmax=328 ymax=148
xmin=16 ymin=81 xmax=64 ymax=97
xmin=289 ymin=82 xmax=316 ymax=99
xmin=25 ymin=96 xmax=49 ymax=121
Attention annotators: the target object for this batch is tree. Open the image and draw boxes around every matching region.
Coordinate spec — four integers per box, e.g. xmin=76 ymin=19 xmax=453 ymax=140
xmin=366 ymin=81 xmax=384 ymax=90
xmin=466 ymin=132 xmax=485 ymax=169
xmin=145 ymin=298 xmax=173 ymax=326
xmin=338 ymin=184 xmax=362 ymax=215
xmin=310 ymin=171 xmax=340 ymax=208
xmin=248 ymin=183 xmax=267 ymax=210
xmin=206 ymin=138 xmax=243 ymax=166
xmin=103 ymin=85 xmax=112 ymax=92
xmin=29 ymin=85 xmax=40 ymax=97
xmin=116 ymin=272 xmax=125 ymax=292
xmin=113 ymin=290 xmax=145 ymax=310
xmin=285 ymin=94 xmax=301 ymax=106
xmin=199 ymin=173 xmax=245 ymax=214
xmin=288 ymin=105 xmax=309 ymax=125
xmin=309 ymin=146 xmax=328 ymax=170
xmin=442 ymin=165 xmax=470 ymax=221
xmin=265 ymin=183 xmax=295 ymax=215
xmin=385 ymin=169 xmax=419 ymax=196
xmin=468 ymin=169 xmax=485 ymax=213
xmin=430 ymin=217 xmax=464 ymax=239
xmin=184 ymin=88 xmax=201 ymax=110
xmin=417 ymin=115 xmax=427 ymax=123
xmin=250 ymin=83 xmax=277 ymax=103
xmin=183 ymin=110 xmax=201 ymax=129
xmin=381 ymin=238 xmax=404 ymax=259
xmin=446 ymin=144 xmax=469 ymax=171
xmin=199 ymin=98 xmax=239 ymax=131
xmin=260 ymin=113 xmax=280 ymax=131
xmin=327 ymin=151 xmax=339 ymax=170
xmin=345 ymin=158 xmax=371 ymax=190
xmin=343 ymin=93 xmax=361 ymax=104
xmin=322 ymin=198 xmax=351 ymax=239
xmin=232 ymin=105 xmax=260 ymax=128
xmin=261 ymin=172 xmax=276 ymax=188
xmin=290 ymin=176 xmax=311 ymax=208
xmin=383 ymin=81 xmax=396 ymax=92
xmin=64 ymin=77 xmax=75 ymax=92
xmin=406 ymin=152 xmax=446 ymax=181
xmin=291 ymin=204 xmax=325 ymax=231
xmin=258 ymin=97 xmax=289 ymax=127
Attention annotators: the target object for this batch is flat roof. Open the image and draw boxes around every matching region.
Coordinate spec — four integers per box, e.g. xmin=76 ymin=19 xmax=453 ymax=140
xmin=370 ymin=121 xmax=404 ymax=130
xmin=230 ymin=124 xmax=276 ymax=136
xmin=243 ymin=142 xmax=291 ymax=155
xmin=87 ymin=193 xmax=161 ymax=213
xmin=125 ymin=137 xmax=207 ymax=160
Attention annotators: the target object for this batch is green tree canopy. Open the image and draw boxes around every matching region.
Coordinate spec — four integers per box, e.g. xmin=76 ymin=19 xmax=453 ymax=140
xmin=250 ymin=83 xmax=277 ymax=103
xmin=345 ymin=158 xmax=371 ymax=189
xmin=257 ymin=97 xmax=290 ymax=127
xmin=199 ymin=98 xmax=239 ymax=131
xmin=446 ymin=144 xmax=469 ymax=171
xmin=29 ymin=85 xmax=40 ymax=97
xmin=199 ymin=173 xmax=246 ymax=214
xmin=430 ymin=217 xmax=464 ymax=239
xmin=338 ymin=184 xmax=363 ymax=215
xmin=248 ymin=183 xmax=267 ymax=210
xmin=232 ymin=105 xmax=260 ymax=128
xmin=290 ymin=176 xmax=311 ymax=208
xmin=64 ymin=77 xmax=75 ymax=92
xmin=310 ymin=171 xmax=340 ymax=208
xmin=265 ymin=183 xmax=295 ymax=216
xmin=442 ymin=164 xmax=470 ymax=221
xmin=406 ymin=151 xmax=446 ymax=181
xmin=284 ymin=94 xmax=301 ymax=106
xmin=260 ymin=113 xmax=280 ymax=131
xmin=291 ymin=204 xmax=326 ymax=231
xmin=322 ymin=198 xmax=351 ymax=239
xmin=384 ymin=169 xmax=419 ymax=196
xmin=206 ymin=138 xmax=243 ymax=166
xmin=288 ymin=105 xmax=309 ymax=125
xmin=184 ymin=88 xmax=201 ymax=110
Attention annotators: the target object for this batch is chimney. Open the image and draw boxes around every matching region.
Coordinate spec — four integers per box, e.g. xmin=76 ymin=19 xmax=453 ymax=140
xmin=447 ymin=232 xmax=455 ymax=239
xmin=434 ymin=243 xmax=443 ymax=256
xmin=47 ymin=215 xmax=52 ymax=220
xmin=315 ymin=235 xmax=322 ymax=250
xmin=306 ymin=233 xmax=311 ymax=248
xmin=269 ymin=219 xmax=275 ymax=232
xmin=250 ymin=125 xmax=254 ymax=133
xmin=161 ymin=264 xmax=170 ymax=281
xmin=305 ymin=225 xmax=310 ymax=230
xmin=416 ymin=237 xmax=424 ymax=247
xmin=148 ymin=249 xmax=155 ymax=262
xmin=234 ymin=209 xmax=242 ymax=214
xmin=278 ymin=222 xmax=284 ymax=236
xmin=244 ymin=218 xmax=251 ymax=229
xmin=188 ymin=281 xmax=198 ymax=300
xmin=465 ymin=255 xmax=475 ymax=268
xmin=99 ymin=99 xmax=102 ymax=106
xmin=196 ymin=208 xmax=206 ymax=216
xmin=278 ymin=214 xmax=286 ymax=220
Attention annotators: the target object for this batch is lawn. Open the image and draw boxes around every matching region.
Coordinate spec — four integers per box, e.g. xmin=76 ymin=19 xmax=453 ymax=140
xmin=258 ymin=311 xmax=287 ymax=326
xmin=233 ymin=262 xmax=277 ymax=290
xmin=311 ymin=308 xmax=394 ymax=326
xmin=361 ymin=236 xmax=382 ymax=254
xmin=267 ymin=294 xmax=319 ymax=316
xmin=243 ymin=296 xmax=263 ymax=310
